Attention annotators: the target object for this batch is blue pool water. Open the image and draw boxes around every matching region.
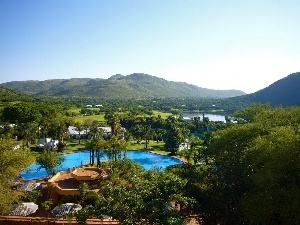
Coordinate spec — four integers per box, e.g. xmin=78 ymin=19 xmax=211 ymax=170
xmin=20 ymin=150 xmax=183 ymax=180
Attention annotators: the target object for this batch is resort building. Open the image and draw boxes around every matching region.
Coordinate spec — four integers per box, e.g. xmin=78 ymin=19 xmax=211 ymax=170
xmin=47 ymin=167 xmax=109 ymax=204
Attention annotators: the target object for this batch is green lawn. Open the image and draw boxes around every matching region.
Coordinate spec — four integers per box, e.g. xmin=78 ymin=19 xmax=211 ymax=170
xmin=64 ymin=139 xmax=169 ymax=154
xmin=67 ymin=114 xmax=106 ymax=124
xmin=151 ymin=110 xmax=172 ymax=119
xmin=66 ymin=108 xmax=172 ymax=124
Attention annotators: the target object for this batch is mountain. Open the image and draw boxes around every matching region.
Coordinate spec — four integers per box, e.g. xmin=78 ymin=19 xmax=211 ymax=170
xmin=248 ymin=72 xmax=300 ymax=106
xmin=0 ymin=73 xmax=245 ymax=99
xmin=223 ymin=72 xmax=300 ymax=109
xmin=0 ymin=87 xmax=35 ymax=102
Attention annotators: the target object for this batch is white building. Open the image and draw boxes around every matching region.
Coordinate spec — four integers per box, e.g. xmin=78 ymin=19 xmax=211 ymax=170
xmin=36 ymin=138 xmax=59 ymax=150
xmin=68 ymin=126 xmax=116 ymax=139
xmin=178 ymin=139 xmax=190 ymax=151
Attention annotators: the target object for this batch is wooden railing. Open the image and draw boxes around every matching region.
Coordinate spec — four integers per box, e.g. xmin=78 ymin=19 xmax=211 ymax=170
xmin=0 ymin=216 xmax=119 ymax=225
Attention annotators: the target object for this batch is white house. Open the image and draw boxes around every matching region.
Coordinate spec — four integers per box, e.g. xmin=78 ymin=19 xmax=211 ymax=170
xmin=178 ymin=139 xmax=190 ymax=151
xmin=36 ymin=138 xmax=59 ymax=150
xmin=68 ymin=126 xmax=125 ymax=140
xmin=68 ymin=126 xmax=89 ymax=139
xmin=180 ymin=117 xmax=191 ymax=122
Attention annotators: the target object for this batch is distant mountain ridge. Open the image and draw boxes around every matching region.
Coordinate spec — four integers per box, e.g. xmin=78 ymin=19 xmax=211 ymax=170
xmin=0 ymin=73 xmax=245 ymax=99
xmin=248 ymin=72 xmax=300 ymax=106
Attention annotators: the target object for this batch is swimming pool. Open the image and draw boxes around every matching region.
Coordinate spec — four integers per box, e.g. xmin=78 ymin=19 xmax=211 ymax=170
xmin=20 ymin=150 xmax=183 ymax=180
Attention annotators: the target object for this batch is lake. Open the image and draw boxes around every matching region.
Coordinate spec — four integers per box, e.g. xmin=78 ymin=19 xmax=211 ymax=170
xmin=182 ymin=112 xmax=226 ymax=122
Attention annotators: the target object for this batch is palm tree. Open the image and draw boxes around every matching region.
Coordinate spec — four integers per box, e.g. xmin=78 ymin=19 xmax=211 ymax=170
xmin=107 ymin=136 xmax=128 ymax=162
xmin=87 ymin=122 xmax=104 ymax=165
xmin=108 ymin=114 xmax=120 ymax=136
xmin=74 ymin=122 xmax=84 ymax=144
xmin=48 ymin=119 xmax=68 ymax=152
xmin=142 ymin=124 xmax=154 ymax=149
xmin=83 ymin=119 xmax=93 ymax=141
xmin=86 ymin=139 xmax=107 ymax=167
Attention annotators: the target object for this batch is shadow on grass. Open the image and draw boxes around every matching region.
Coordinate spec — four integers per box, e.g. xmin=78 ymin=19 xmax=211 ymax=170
xmin=30 ymin=146 xmax=45 ymax=156
xmin=150 ymin=145 xmax=171 ymax=154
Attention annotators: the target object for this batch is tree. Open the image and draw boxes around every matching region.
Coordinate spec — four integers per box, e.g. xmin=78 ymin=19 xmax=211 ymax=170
xmin=36 ymin=150 xmax=65 ymax=177
xmin=41 ymin=199 xmax=53 ymax=218
xmin=0 ymin=122 xmax=15 ymax=139
xmin=17 ymin=122 xmax=38 ymax=148
xmin=164 ymin=117 xmax=189 ymax=155
xmin=130 ymin=124 xmax=143 ymax=144
xmin=154 ymin=128 xmax=164 ymax=144
xmin=241 ymin=126 xmax=300 ymax=224
xmin=36 ymin=103 xmax=58 ymax=140
xmin=76 ymin=160 xmax=192 ymax=225
xmin=106 ymin=136 xmax=128 ymax=162
xmin=48 ymin=118 xmax=68 ymax=151
xmin=74 ymin=122 xmax=84 ymax=144
xmin=86 ymin=121 xmax=104 ymax=165
xmin=83 ymin=119 xmax=93 ymax=141
xmin=0 ymin=139 xmax=33 ymax=213
xmin=1 ymin=103 xmax=41 ymax=147
xmin=141 ymin=124 xmax=154 ymax=149
xmin=1 ymin=102 xmax=42 ymax=125
xmin=179 ymin=135 xmax=203 ymax=165
xmin=233 ymin=103 xmax=272 ymax=123
xmin=191 ymin=105 xmax=300 ymax=224
xmin=86 ymin=139 xmax=107 ymax=167
xmin=88 ymin=120 xmax=102 ymax=140
xmin=104 ymin=112 xmax=120 ymax=136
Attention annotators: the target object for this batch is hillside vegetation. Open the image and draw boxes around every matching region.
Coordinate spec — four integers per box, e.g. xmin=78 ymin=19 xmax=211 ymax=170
xmin=224 ymin=72 xmax=300 ymax=108
xmin=0 ymin=73 xmax=245 ymax=99
xmin=250 ymin=72 xmax=300 ymax=106
xmin=0 ymin=87 xmax=35 ymax=103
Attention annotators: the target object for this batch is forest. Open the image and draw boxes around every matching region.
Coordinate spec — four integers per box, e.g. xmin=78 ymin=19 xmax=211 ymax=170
xmin=0 ymin=96 xmax=299 ymax=224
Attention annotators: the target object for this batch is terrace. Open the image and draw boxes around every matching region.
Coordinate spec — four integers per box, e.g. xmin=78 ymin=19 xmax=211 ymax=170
xmin=47 ymin=167 xmax=109 ymax=204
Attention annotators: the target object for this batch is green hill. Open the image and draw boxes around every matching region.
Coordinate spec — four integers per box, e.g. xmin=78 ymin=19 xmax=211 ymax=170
xmin=0 ymin=87 xmax=34 ymax=103
xmin=0 ymin=73 xmax=245 ymax=99
xmin=221 ymin=72 xmax=300 ymax=110
xmin=249 ymin=72 xmax=300 ymax=106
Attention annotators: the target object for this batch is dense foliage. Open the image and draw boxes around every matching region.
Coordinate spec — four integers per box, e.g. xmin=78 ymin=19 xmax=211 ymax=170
xmin=76 ymin=159 xmax=193 ymax=225
xmin=173 ymin=104 xmax=300 ymax=224
xmin=0 ymin=87 xmax=35 ymax=103
xmin=0 ymin=139 xmax=33 ymax=213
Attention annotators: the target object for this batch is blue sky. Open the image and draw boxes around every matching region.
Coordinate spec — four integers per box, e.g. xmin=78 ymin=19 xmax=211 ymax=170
xmin=1 ymin=0 xmax=299 ymax=93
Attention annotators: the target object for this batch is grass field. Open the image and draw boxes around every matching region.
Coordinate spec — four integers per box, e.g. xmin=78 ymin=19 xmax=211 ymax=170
xmin=63 ymin=139 xmax=169 ymax=154
xmin=151 ymin=110 xmax=172 ymax=119
xmin=66 ymin=108 xmax=172 ymax=124
xmin=67 ymin=114 xmax=106 ymax=124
